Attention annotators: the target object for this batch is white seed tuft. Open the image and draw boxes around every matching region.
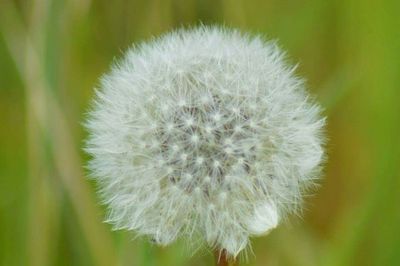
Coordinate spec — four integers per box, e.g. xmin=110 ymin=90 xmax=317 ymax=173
xmin=85 ymin=26 xmax=326 ymax=258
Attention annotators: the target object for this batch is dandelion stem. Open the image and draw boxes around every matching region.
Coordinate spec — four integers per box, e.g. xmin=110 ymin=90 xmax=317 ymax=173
xmin=214 ymin=249 xmax=238 ymax=266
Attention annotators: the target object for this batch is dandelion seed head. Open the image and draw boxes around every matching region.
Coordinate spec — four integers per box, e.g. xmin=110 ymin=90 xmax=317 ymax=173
xmin=85 ymin=26 xmax=325 ymax=258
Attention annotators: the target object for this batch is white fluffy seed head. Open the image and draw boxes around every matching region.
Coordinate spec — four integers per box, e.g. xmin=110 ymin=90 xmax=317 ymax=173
xmin=85 ymin=26 xmax=325 ymax=258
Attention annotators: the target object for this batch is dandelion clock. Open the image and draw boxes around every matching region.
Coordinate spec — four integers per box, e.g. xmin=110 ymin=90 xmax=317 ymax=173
xmin=85 ymin=26 xmax=325 ymax=265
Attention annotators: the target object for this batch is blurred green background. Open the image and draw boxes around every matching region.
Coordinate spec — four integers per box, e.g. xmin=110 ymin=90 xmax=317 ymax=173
xmin=1 ymin=0 xmax=399 ymax=265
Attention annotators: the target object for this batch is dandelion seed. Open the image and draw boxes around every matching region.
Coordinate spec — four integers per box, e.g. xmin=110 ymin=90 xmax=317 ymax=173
xmin=196 ymin=156 xmax=205 ymax=165
xmin=85 ymin=26 xmax=325 ymax=259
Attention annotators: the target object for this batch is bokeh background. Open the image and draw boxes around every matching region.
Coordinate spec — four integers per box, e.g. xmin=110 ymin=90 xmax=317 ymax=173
xmin=1 ymin=0 xmax=399 ymax=265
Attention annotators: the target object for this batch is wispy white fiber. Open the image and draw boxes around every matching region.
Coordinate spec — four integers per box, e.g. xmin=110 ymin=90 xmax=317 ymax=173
xmin=85 ymin=26 xmax=325 ymax=258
